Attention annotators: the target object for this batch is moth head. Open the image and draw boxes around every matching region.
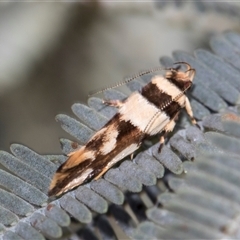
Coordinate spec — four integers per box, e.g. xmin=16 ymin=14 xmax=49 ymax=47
xmin=165 ymin=62 xmax=195 ymax=91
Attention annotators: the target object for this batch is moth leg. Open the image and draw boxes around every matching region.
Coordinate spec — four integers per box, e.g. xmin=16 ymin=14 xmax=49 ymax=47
xmin=158 ymin=134 xmax=166 ymax=153
xmin=102 ymin=99 xmax=123 ymax=108
xmin=94 ymin=166 xmax=111 ymax=180
xmin=185 ymin=97 xmax=197 ymax=125
xmin=158 ymin=113 xmax=178 ymax=153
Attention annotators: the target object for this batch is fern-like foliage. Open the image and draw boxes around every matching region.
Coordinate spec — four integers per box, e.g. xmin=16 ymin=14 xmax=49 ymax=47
xmin=1 ymin=29 xmax=240 ymax=239
xmin=156 ymin=0 xmax=240 ymax=19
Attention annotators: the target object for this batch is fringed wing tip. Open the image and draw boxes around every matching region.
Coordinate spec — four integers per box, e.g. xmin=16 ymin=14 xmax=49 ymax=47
xmin=48 ymin=173 xmax=63 ymax=197
xmin=48 ymin=182 xmax=58 ymax=197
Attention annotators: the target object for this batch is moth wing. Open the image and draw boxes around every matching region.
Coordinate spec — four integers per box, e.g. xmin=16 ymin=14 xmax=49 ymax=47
xmin=93 ymin=142 xmax=140 ymax=180
xmin=145 ymin=111 xmax=170 ymax=135
xmin=48 ymin=147 xmax=95 ymax=196
xmin=48 ymin=167 xmax=93 ymax=196
xmin=61 ymin=147 xmax=95 ymax=170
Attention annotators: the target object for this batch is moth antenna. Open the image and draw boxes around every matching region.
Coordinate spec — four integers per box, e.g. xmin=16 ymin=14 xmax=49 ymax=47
xmin=143 ymin=110 xmax=162 ymax=136
xmin=169 ymin=62 xmax=195 ymax=80
xmin=186 ymin=68 xmax=196 ymax=81
xmin=173 ymin=61 xmax=191 ymax=72
xmin=88 ymin=66 xmax=166 ymax=97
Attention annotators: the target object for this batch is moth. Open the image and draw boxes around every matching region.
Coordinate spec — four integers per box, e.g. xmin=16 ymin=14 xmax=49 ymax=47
xmin=48 ymin=62 xmax=196 ymax=196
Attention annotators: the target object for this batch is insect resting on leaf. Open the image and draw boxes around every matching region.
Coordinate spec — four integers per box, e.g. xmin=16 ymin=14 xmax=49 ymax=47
xmin=48 ymin=62 xmax=196 ymax=197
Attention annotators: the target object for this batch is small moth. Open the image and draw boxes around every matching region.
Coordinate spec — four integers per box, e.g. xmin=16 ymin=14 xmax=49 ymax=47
xmin=48 ymin=62 xmax=196 ymax=196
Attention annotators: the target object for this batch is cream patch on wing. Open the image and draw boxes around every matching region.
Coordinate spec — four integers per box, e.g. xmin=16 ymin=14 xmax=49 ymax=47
xmin=119 ymin=92 xmax=161 ymax=132
xmin=147 ymin=111 xmax=170 ymax=135
xmin=152 ymin=76 xmax=181 ymax=97
xmin=100 ymin=124 xmax=119 ymax=155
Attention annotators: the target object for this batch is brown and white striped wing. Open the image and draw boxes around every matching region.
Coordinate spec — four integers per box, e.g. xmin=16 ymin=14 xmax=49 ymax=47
xmin=49 ymin=72 xmax=192 ymax=196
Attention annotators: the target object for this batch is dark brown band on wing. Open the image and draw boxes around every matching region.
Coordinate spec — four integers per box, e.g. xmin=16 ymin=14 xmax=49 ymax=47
xmin=141 ymin=81 xmax=182 ymax=118
xmin=90 ymin=127 xmax=146 ymax=178
xmin=164 ymin=101 xmax=181 ymax=119
xmin=86 ymin=132 xmax=104 ymax=150
xmin=116 ymin=115 xmax=140 ymax=141
xmin=141 ymin=82 xmax=172 ymax=109
xmin=86 ymin=113 xmax=139 ymax=152
xmin=86 ymin=114 xmax=146 ymax=176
